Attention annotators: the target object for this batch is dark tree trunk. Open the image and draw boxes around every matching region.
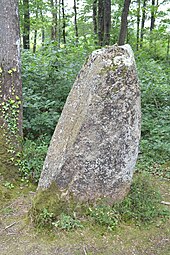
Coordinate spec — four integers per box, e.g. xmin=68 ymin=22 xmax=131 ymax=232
xmin=33 ymin=30 xmax=37 ymax=53
xmin=140 ymin=0 xmax=146 ymax=48
xmin=104 ymin=0 xmax=111 ymax=45
xmin=98 ymin=0 xmax=104 ymax=46
xmin=98 ymin=0 xmax=111 ymax=46
xmin=136 ymin=0 xmax=140 ymax=51
xmin=23 ymin=0 xmax=30 ymax=49
xmin=74 ymin=0 xmax=79 ymax=44
xmin=150 ymin=0 xmax=159 ymax=49
xmin=150 ymin=0 xmax=155 ymax=31
xmin=61 ymin=0 xmax=66 ymax=44
xmin=93 ymin=0 xmax=98 ymax=35
xmin=42 ymin=29 xmax=45 ymax=45
xmin=33 ymin=4 xmax=38 ymax=53
xmin=118 ymin=0 xmax=131 ymax=46
xmin=51 ymin=0 xmax=54 ymax=40
xmin=150 ymin=0 xmax=159 ymax=32
xmin=58 ymin=1 xmax=61 ymax=47
xmin=0 ymin=0 xmax=23 ymax=178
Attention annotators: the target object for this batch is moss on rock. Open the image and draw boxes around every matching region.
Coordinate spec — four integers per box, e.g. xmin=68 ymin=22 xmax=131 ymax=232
xmin=29 ymin=182 xmax=87 ymax=227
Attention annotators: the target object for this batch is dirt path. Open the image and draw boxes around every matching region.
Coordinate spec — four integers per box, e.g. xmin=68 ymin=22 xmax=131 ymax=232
xmin=0 ymin=178 xmax=170 ymax=255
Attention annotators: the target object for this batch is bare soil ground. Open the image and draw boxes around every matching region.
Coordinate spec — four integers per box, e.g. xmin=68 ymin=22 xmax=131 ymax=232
xmin=0 ymin=177 xmax=170 ymax=255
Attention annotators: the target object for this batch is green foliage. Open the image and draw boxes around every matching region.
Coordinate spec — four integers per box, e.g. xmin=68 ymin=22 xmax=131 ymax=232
xmin=88 ymin=173 xmax=169 ymax=230
xmin=52 ymin=213 xmax=83 ymax=231
xmin=16 ymin=137 xmax=48 ymax=183
xmin=31 ymin=206 xmax=83 ymax=230
xmin=115 ymin=173 xmax=166 ymax=223
xmin=136 ymin=52 xmax=170 ymax=177
xmin=36 ymin=208 xmax=55 ymax=228
xmin=3 ymin=181 xmax=15 ymax=190
xmin=0 ymin=67 xmax=22 ymax=168
xmin=22 ymin=42 xmax=94 ymax=140
xmin=88 ymin=205 xmax=120 ymax=231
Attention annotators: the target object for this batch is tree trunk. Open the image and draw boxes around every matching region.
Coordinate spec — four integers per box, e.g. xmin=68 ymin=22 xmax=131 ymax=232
xmin=58 ymin=1 xmax=61 ymax=47
xmin=74 ymin=0 xmax=79 ymax=44
xmin=33 ymin=4 xmax=38 ymax=53
xmin=166 ymin=34 xmax=170 ymax=61
xmin=118 ymin=0 xmax=131 ymax=46
xmin=54 ymin=0 xmax=58 ymax=41
xmin=40 ymin=7 xmax=45 ymax=45
xmin=23 ymin=0 xmax=30 ymax=49
xmin=0 ymin=0 xmax=23 ymax=179
xmin=150 ymin=0 xmax=159 ymax=31
xmin=93 ymin=0 xmax=98 ymax=35
xmin=51 ymin=0 xmax=58 ymax=41
xmin=98 ymin=0 xmax=104 ymax=46
xmin=150 ymin=0 xmax=155 ymax=31
xmin=140 ymin=0 xmax=146 ymax=48
xmin=61 ymin=0 xmax=66 ymax=44
xmin=104 ymin=0 xmax=111 ymax=45
xmin=33 ymin=30 xmax=37 ymax=53
xmin=51 ymin=0 xmax=55 ymax=40
xmin=136 ymin=0 xmax=141 ymax=51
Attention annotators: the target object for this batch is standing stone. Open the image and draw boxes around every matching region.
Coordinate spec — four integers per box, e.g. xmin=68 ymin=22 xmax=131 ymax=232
xmin=38 ymin=44 xmax=141 ymax=203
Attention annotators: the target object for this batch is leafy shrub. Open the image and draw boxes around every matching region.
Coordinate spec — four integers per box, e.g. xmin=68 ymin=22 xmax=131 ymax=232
xmin=52 ymin=213 xmax=83 ymax=231
xmin=115 ymin=173 xmax=164 ymax=223
xmin=16 ymin=137 xmax=49 ymax=183
xmin=32 ymin=208 xmax=83 ymax=230
xmin=136 ymin=54 xmax=170 ymax=177
xmin=88 ymin=205 xmax=120 ymax=230
xmin=22 ymin=49 xmax=70 ymax=139
xmin=88 ymin=173 xmax=168 ymax=230
xmin=22 ymin=43 xmax=93 ymax=139
xmin=36 ymin=208 xmax=55 ymax=228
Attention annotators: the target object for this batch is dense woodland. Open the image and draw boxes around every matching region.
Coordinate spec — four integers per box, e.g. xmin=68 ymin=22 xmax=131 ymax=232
xmin=0 ymin=0 xmax=170 ymax=237
xmin=17 ymin=0 xmax=170 ymax=182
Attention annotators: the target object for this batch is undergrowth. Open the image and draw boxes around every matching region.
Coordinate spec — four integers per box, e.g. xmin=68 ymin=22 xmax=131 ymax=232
xmin=30 ymin=172 xmax=169 ymax=231
xmin=16 ymin=136 xmax=49 ymax=183
xmin=136 ymin=52 xmax=170 ymax=178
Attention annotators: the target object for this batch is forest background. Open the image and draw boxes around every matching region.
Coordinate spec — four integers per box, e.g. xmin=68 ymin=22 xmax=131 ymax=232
xmin=17 ymin=0 xmax=170 ymax=184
